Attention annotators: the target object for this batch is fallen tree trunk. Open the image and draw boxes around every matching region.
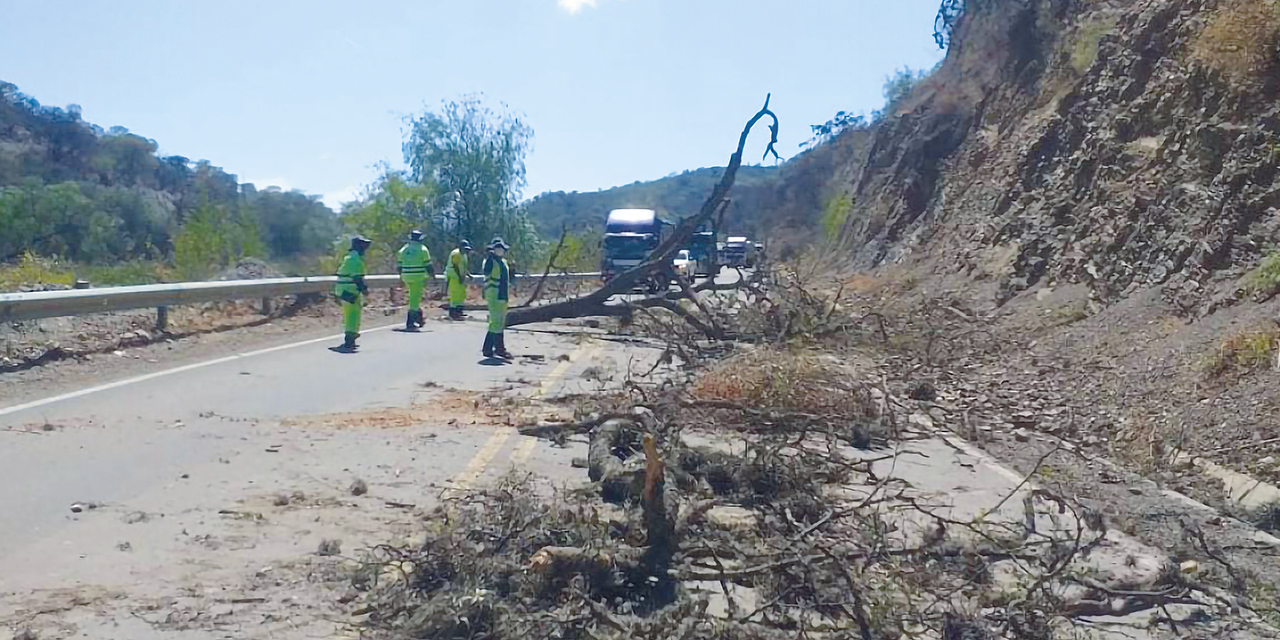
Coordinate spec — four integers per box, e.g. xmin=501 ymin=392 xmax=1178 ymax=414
xmin=506 ymin=96 xmax=779 ymax=330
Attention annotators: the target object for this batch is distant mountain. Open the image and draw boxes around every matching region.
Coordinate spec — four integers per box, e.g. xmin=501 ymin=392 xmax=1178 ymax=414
xmin=522 ymin=165 xmax=779 ymax=238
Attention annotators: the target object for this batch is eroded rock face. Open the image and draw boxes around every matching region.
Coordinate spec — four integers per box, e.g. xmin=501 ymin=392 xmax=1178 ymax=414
xmin=836 ymin=0 xmax=1280 ymax=312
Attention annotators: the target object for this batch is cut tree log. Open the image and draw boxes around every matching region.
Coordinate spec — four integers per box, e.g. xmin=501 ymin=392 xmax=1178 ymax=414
xmin=589 ymin=418 xmax=646 ymax=502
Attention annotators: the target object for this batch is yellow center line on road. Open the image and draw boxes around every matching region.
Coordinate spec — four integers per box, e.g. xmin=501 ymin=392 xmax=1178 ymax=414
xmin=511 ymin=437 xmax=538 ymax=466
xmin=531 ymin=339 xmax=602 ymax=399
xmin=451 ymin=427 xmax=513 ymax=489
xmin=450 ymin=338 xmax=602 ymax=487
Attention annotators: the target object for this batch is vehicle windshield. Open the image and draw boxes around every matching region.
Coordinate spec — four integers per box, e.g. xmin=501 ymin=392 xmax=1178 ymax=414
xmin=676 ymin=250 xmax=690 ymax=261
xmin=604 ymin=235 xmax=653 ymax=259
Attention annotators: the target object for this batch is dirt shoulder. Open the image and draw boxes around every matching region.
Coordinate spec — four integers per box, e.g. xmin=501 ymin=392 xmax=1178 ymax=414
xmin=835 ymin=267 xmax=1280 ymax=632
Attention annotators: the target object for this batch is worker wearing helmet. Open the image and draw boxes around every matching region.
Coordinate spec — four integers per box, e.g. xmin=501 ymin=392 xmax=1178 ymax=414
xmin=333 ymin=235 xmax=372 ymax=352
xmin=481 ymin=237 xmax=513 ymax=360
xmin=447 ymin=239 xmax=473 ymax=321
xmin=397 ymin=229 xmax=434 ymax=330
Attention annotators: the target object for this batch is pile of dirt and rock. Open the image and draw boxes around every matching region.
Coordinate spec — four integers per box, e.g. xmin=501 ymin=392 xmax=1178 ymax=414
xmin=768 ymin=0 xmax=1280 ymax=585
xmin=216 ymin=257 xmax=286 ymax=281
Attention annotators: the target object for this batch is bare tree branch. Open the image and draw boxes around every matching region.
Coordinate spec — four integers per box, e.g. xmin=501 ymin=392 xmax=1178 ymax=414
xmin=506 ymin=95 xmax=779 ymax=329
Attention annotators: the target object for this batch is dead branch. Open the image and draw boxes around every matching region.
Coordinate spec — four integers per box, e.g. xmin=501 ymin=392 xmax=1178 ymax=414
xmin=507 ymin=95 xmax=779 ymax=329
xmin=520 ymin=226 xmax=570 ymax=308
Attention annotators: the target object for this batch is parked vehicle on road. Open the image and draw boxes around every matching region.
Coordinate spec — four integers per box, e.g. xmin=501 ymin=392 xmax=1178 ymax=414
xmin=672 ymin=249 xmax=692 ymax=278
xmin=688 ymin=221 xmax=718 ymax=278
xmin=723 ymin=236 xmax=756 ymax=268
xmin=601 ymin=208 xmax=670 ymax=292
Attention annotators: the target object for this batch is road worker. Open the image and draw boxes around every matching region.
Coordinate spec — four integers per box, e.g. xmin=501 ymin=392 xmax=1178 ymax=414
xmin=396 ymin=229 xmax=434 ymax=330
xmin=333 ymin=235 xmax=371 ymax=353
xmin=481 ymin=237 xmax=513 ymax=360
xmin=447 ymin=239 xmax=473 ymax=321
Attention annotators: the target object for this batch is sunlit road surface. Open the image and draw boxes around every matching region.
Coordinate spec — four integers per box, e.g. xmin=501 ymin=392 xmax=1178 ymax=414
xmin=0 ymin=270 xmax=1227 ymax=640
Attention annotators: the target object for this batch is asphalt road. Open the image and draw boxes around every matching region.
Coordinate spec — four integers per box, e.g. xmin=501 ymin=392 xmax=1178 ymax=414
xmin=0 ymin=269 xmax=742 ymax=588
xmin=3 ymin=268 xmax=1254 ymax=639
xmin=0 ymin=316 xmax=649 ymax=617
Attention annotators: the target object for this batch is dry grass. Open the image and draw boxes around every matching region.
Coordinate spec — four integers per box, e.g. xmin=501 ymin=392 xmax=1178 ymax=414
xmin=1190 ymin=0 xmax=1280 ymax=84
xmin=0 ymin=252 xmax=76 ymax=290
xmin=1201 ymin=326 xmax=1280 ymax=377
xmin=691 ymin=347 xmax=871 ymax=417
xmin=1111 ymin=413 xmax=1177 ymax=473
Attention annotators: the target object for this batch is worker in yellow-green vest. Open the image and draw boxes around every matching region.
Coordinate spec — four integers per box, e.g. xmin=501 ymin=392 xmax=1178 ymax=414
xmin=481 ymin=237 xmax=513 ymax=360
xmin=397 ymin=229 xmax=434 ymax=331
xmin=447 ymin=239 xmax=473 ymax=321
xmin=333 ymin=235 xmax=371 ymax=353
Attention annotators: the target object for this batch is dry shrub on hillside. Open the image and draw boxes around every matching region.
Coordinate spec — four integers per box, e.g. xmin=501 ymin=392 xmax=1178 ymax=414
xmin=688 ymin=347 xmax=887 ymax=447
xmin=1190 ymin=0 xmax=1280 ymax=84
xmin=691 ymin=348 xmax=874 ymax=417
xmin=1201 ymin=325 xmax=1280 ymax=377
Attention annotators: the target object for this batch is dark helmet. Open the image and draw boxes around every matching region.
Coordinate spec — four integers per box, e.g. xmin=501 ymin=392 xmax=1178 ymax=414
xmin=409 ymin=229 xmax=424 ymax=241
xmin=488 ymin=236 xmax=510 ymax=250
xmin=459 ymin=239 xmax=473 ymax=251
xmin=350 ymin=235 xmax=372 ymax=252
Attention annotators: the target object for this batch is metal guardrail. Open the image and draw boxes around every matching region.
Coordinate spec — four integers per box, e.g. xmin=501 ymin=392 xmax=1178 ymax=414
xmin=0 ymin=272 xmax=601 ymax=324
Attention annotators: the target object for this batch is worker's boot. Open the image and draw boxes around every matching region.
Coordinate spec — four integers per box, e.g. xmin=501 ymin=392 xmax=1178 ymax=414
xmin=495 ymin=332 xmax=513 ymax=361
xmin=337 ymin=332 xmax=358 ymax=352
xmin=449 ymin=307 xmax=464 ymax=321
xmin=418 ymin=309 xmax=427 ymax=327
xmin=405 ymin=312 xmax=417 ymax=331
xmin=482 ymin=333 xmax=495 ymax=358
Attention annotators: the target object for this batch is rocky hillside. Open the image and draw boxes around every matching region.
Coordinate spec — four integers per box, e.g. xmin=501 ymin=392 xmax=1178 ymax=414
xmin=829 ymin=0 xmax=1280 ymax=313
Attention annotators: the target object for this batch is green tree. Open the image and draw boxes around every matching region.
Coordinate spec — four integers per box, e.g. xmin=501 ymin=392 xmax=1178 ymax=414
xmin=1 ymin=80 xmax=341 ymax=270
xmin=874 ymin=67 xmax=929 ymax=121
xmin=338 ymin=171 xmax=435 ymax=272
xmin=402 ymin=95 xmax=534 ymax=248
xmin=172 ymin=202 xmax=266 ymax=280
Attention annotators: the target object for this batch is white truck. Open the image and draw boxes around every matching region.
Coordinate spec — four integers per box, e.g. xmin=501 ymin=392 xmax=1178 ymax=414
xmin=723 ymin=236 xmax=756 ymax=268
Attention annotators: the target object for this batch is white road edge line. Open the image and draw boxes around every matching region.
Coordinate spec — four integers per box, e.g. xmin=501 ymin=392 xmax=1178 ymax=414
xmin=939 ymin=431 xmax=1280 ymax=549
xmin=0 ymin=323 xmax=401 ymax=418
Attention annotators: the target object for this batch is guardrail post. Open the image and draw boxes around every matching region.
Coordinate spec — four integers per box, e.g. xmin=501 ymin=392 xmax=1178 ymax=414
xmin=155 ymin=306 xmax=168 ymax=332
xmin=261 ymin=296 xmax=272 ymax=315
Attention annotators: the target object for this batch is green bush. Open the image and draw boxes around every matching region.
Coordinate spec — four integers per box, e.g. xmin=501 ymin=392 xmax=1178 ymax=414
xmin=820 ymin=193 xmax=854 ymax=242
xmin=173 ymin=203 xmax=267 ymax=280
xmin=1071 ymin=15 xmax=1119 ymax=74
xmin=1244 ymin=251 xmax=1280 ymax=297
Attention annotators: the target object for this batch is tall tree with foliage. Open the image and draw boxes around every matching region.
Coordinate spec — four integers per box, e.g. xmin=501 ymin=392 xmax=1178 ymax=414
xmin=338 ymin=171 xmax=435 ymax=272
xmin=402 ymin=95 xmax=540 ymax=256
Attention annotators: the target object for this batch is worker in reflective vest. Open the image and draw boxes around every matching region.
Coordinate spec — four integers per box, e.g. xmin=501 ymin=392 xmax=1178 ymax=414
xmin=447 ymin=239 xmax=472 ymax=321
xmin=333 ymin=235 xmax=371 ymax=352
xmin=396 ymin=229 xmax=434 ymax=330
xmin=481 ymin=237 xmax=513 ymax=360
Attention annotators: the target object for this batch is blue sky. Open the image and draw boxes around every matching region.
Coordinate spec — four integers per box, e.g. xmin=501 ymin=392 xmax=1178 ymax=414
xmin=0 ymin=0 xmax=944 ymax=209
